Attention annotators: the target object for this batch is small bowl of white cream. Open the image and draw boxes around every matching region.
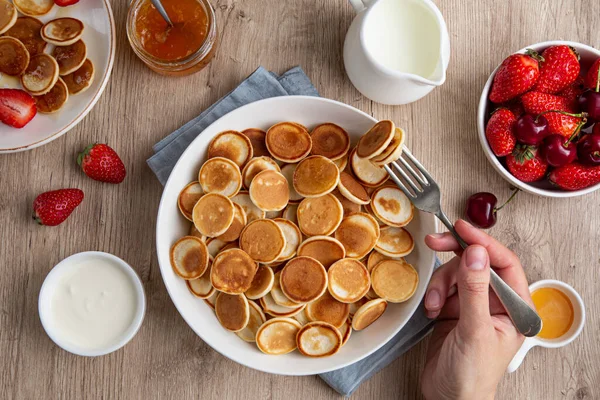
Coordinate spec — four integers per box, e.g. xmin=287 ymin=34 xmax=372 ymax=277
xmin=39 ymin=251 xmax=146 ymax=356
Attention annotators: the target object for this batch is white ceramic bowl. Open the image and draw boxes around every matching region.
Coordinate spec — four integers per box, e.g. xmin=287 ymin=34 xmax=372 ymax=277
xmin=477 ymin=40 xmax=600 ymax=197
xmin=156 ymin=96 xmax=437 ymax=375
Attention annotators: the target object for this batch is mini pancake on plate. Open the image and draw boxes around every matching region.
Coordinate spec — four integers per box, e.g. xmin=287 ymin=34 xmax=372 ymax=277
xmin=280 ymin=256 xmax=328 ymax=304
xmin=186 ymin=259 xmax=215 ymax=299
xmin=12 ymin=0 xmax=54 ymax=17
xmin=239 ymin=219 xmax=285 ymax=263
xmin=350 ymin=148 xmax=389 ymax=187
xmin=21 ymin=53 xmax=59 ymax=96
xmin=249 ymin=170 xmax=289 ymax=212
xmin=4 ymin=17 xmax=46 ymax=56
xmin=282 ymin=203 xmax=299 ymax=225
xmin=367 ymin=250 xmax=398 ymax=272
xmin=170 ymin=236 xmax=210 ymax=280
xmin=296 ymin=321 xmax=343 ymax=357
xmin=293 ymin=155 xmax=340 ymax=197
xmin=53 ymin=39 xmax=87 ymax=76
xmin=217 ymin=203 xmax=247 ymax=242
xmin=241 ymin=128 xmax=269 ymax=157
xmin=372 ymin=128 xmax=405 ymax=166
xmin=198 ymin=156 xmax=242 ymax=198
xmin=280 ymin=163 xmax=303 ymax=202
xmin=310 ymin=123 xmax=350 ymax=161
xmin=371 ymin=259 xmax=418 ymax=303
xmin=206 ymin=237 xmax=227 ymax=257
xmin=0 ymin=37 xmax=30 ymax=76
xmin=271 ymin=271 xmax=299 ymax=307
xmin=334 ymin=212 xmax=380 ymax=259
xmin=33 ymin=77 xmax=69 ymax=114
xmin=305 ymin=290 xmax=350 ymax=328
xmin=215 ymin=292 xmax=250 ymax=332
xmin=352 ymin=298 xmax=387 ymax=330
xmin=266 ymin=209 xmax=283 ymax=219
xmin=236 ymin=300 xmax=266 ymax=342
xmin=296 ymin=194 xmax=343 ymax=237
xmin=178 ymin=181 xmax=204 ymax=221
xmin=294 ymin=308 xmax=310 ymax=325
xmin=364 ymin=202 xmax=386 ymax=228
xmin=297 ymin=236 xmax=346 ymax=270
xmin=356 ymin=120 xmax=395 ymax=159
xmin=333 ymin=155 xmax=348 ymax=172
xmin=338 ymin=171 xmax=370 ymax=205
xmin=265 ymin=122 xmax=312 ymax=162
xmin=208 ymin=130 xmax=254 ymax=168
xmin=0 ymin=0 xmax=17 ymax=35
xmin=375 ymin=226 xmax=414 ymax=258
xmin=211 ymin=248 xmax=258 ymax=294
xmin=188 ymin=224 xmax=206 ymax=241
xmin=204 ymin=290 xmax=218 ymax=310
xmin=220 ymin=242 xmax=239 ymax=252
xmin=192 ymin=193 xmax=235 ymax=237
xmin=241 ymin=156 xmax=280 ymax=189
xmin=349 ymin=297 xmax=368 ymax=319
xmin=255 ymin=317 xmax=302 ymax=355
xmin=259 ymin=292 xmax=305 ymax=318
xmin=338 ymin=318 xmax=352 ymax=346
xmin=244 ymin=265 xmax=274 ymax=300
xmin=231 ymin=191 xmax=265 ymax=222
xmin=371 ymin=186 xmax=414 ymax=227
xmin=331 ymin=189 xmax=361 ymax=217
xmin=61 ymin=59 xmax=95 ymax=95
xmin=273 ymin=218 xmax=301 ymax=261
xmin=41 ymin=18 xmax=84 ymax=46
xmin=328 ymin=258 xmax=371 ymax=303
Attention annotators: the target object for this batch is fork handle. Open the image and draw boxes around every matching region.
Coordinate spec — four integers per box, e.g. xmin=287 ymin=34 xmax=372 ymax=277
xmin=436 ymin=211 xmax=542 ymax=337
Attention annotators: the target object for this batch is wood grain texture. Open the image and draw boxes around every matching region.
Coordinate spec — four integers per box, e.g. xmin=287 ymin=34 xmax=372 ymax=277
xmin=1 ymin=0 xmax=599 ymax=398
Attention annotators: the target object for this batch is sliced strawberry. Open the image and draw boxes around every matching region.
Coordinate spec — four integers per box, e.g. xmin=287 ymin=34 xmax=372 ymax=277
xmin=0 ymin=89 xmax=37 ymax=129
xmin=485 ymin=108 xmax=517 ymax=157
xmin=54 ymin=0 xmax=79 ymax=6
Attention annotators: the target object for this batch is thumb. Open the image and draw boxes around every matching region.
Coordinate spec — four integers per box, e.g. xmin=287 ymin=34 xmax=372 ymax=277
xmin=456 ymin=245 xmax=492 ymax=336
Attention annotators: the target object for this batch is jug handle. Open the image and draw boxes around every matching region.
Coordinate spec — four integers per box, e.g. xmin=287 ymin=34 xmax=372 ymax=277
xmin=348 ymin=0 xmax=376 ymax=13
xmin=506 ymin=338 xmax=536 ymax=373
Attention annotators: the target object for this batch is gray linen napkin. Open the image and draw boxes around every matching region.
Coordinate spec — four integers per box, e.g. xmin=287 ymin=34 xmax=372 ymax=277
xmin=147 ymin=65 xmax=440 ymax=397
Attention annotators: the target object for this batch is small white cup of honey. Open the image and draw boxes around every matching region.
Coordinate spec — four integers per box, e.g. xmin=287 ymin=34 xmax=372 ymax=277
xmin=507 ymin=279 xmax=585 ymax=373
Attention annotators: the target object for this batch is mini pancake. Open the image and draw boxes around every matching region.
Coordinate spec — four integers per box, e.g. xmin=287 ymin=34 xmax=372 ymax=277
xmin=375 ymin=227 xmax=414 ymax=258
xmin=367 ymin=250 xmax=398 ymax=272
xmin=310 ymin=123 xmax=350 ymax=160
xmin=241 ymin=156 xmax=280 ymax=189
xmin=328 ymin=258 xmax=371 ymax=303
xmin=13 ymin=0 xmax=53 ymax=17
xmin=53 ymin=39 xmax=87 ymax=76
xmin=255 ymin=317 xmax=302 ymax=355
xmin=352 ymin=298 xmax=387 ymax=330
xmin=273 ymin=218 xmax=301 ymax=261
xmin=239 ymin=219 xmax=286 ymax=263
xmin=294 ymin=308 xmax=310 ymax=325
xmin=34 ymin=77 xmax=69 ymax=114
xmin=349 ymin=297 xmax=368 ymax=319
xmin=334 ymin=212 xmax=380 ymax=259
xmin=188 ymin=224 xmax=207 ymax=241
xmin=333 ymin=155 xmax=348 ymax=172
xmin=282 ymin=203 xmax=299 ymax=225
xmin=296 ymin=194 xmax=343 ymax=237
xmin=236 ymin=300 xmax=266 ymax=342
xmin=217 ymin=203 xmax=247 ymax=242
xmin=206 ymin=237 xmax=227 ymax=257
xmin=280 ymin=163 xmax=303 ymax=202
xmin=338 ymin=318 xmax=352 ymax=346
xmin=211 ymin=248 xmax=258 ymax=294
xmin=293 ymin=155 xmax=340 ymax=197
xmin=215 ymin=292 xmax=250 ymax=332
xmin=249 ymin=170 xmax=289 ymax=212
xmin=356 ymin=120 xmax=395 ymax=159
xmin=265 ymin=122 xmax=312 ymax=162
xmin=271 ymin=271 xmax=299 ymax=307
xmin=244 ymin=265 xmax=274 ymax=300
xmin=265 ymin=209 xmax=283 ymax=219
xmin=297 ymin=236 xmax=346 ymax=270
xmin=170 ymin=236 xmax=210 ymax=280
xmin=0 ymin=37 xmax=30 ymax=76
xmin=186 ymin=259 xmax=215 ymax=299
xmin=350 ymin=148 xmax=389 ymax=187
xmin=371 ymin=186 xmax=414 ymax=227
xmin=372 ymin=128 xmax=405 ymax=166
xmin=280 ymin=256 xmax=328 ymax=304
xmin=338 ymin=172 xmax=370 ymax=205
xmin=305 ymin=290 xmax=350 ymax=328
xmin=62 ymin=59 xmax=94 ymax=95
xmin=21 ymin=53 xmax=59 ymax=96
xmin=259 ymin=292 xmax=305 ymax=318
xmin=241 ymin=128 xmax=269 ymax=157
xmin=220 ymin=242 xmax=239 ymax=252
xmin=192 ymin=193 xmax=235 ymax=237
xmin=296 ymin=321 xmax=342 ymax=357
xmin=198 ymin=156 xmax=242 ymax=198
xmin=41 ymin=18 xmax=84 ymax=46
xmin=204 ymin=290 xmax=218 ymax=310
xmin=178 ymin=181 xmax=204 ymax=221
xmin=371 ymin=259 xmax=418 ymax=303
xmin=365 ymin=287 xmax=380 ymax=300
xmin=208 ymin=130 xmax=253 ymax=168
xmin=331 ymin=188 xmax=361 ymax=217
xmin=231 ymin=191 xmax=265 ymax=222
xmin=5 ymin=17 xmax=46 ymax=56
xmin=364 ymin=202 xmax=386 ymax=228
xmin=0 ymin=0 xmax=17 ymax=35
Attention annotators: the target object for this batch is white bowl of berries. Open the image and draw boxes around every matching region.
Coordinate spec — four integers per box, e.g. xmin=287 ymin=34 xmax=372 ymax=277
xmin=477 ymin=41 xmax=600 ymax=197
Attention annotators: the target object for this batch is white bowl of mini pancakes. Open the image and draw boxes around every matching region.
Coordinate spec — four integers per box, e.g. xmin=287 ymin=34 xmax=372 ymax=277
xmin=156 ymin=96 xmax=437 ymax=375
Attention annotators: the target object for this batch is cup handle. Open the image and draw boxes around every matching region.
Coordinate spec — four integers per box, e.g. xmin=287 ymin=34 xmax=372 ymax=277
xmin=507 ymin=338 xmax=536 ymax=373
xmin=348 ymin=0 xmax=375 ymax=13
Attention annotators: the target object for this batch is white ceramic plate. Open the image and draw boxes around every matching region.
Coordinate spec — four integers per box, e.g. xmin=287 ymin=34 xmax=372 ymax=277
xmin=156 ymin=96 xmax=437 ymax=375
xmin=0 ymin=0 xmax=115 ymax=153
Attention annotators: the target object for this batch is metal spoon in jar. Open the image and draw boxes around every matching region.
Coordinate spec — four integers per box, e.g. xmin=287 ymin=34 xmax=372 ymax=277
xmin=151 ymin=0 xmax=173 ymax=27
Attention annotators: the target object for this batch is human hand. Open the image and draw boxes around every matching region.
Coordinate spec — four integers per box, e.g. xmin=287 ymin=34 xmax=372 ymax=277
xmin=420 ymin=220 xmax=533 ymax=400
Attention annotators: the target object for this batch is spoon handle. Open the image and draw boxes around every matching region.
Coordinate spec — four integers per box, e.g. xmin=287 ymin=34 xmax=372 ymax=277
xmin=151 ymin=0 xmax=174 ymax=27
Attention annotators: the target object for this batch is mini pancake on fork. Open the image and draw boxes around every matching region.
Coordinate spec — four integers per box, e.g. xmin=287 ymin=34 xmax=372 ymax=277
xmin=53 ymin=39 xmax=87 ymax=76
xmin=309 ymin=123 xmax=350 ymax=161
xmin=5 ymin=16 xmax=47 ymax=55
xmin=0 ymin=0 xmax=17 ymax=35
xmin=21 ymin=53 xmax=59 ymax=96
xmin=356 ymin=120 xmax=395 ymax=159
xmin=293 ymin=155 xmax=340 ymax=197
xmin=41 ymin=18 xmax=84 ymax=47
xmin=371 ymin=128 xmax=405 ymax=166
xmin=265 ymin=122 xmax=312 ymax=162
xmin=208 ymin=130 xmax=254 ymax=168
xmin=0 ymin=37 xmax=30 ymax=76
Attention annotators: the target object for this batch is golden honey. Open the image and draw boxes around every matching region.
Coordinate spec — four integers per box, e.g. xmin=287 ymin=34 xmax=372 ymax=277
xmin=532 ymin=287 xmax=574 ymax=340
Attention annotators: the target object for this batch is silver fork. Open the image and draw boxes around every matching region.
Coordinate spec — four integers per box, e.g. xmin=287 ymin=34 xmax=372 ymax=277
xmin=384 ymin=147 xmax=542 ymax=337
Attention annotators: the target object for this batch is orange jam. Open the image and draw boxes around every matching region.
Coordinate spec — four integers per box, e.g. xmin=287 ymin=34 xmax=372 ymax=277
xmin=532 ymin=287 xmax=574 ymax=340
xmin=135 ymin=0 xmax=209 ymax=61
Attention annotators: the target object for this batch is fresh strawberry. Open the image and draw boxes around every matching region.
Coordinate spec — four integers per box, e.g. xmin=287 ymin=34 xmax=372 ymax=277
xmin=506 ymin=145 xmax=548 ymax=182
xmin=485 ymin=108 xmax=517 ymax=156
xmin=33 ymin=189 xmax=84 ymax=226
xmin=521 ymin=91 xmax=574 ymax=114
xmin=533 ymin=45 xmax=580 ymax=94
xmin=549 ymin=162 xmax=600 ymax=190
xmin=584 ymin=59 xmax=600 ymax=90
xmin=489 ymin=53 xmax=540 ymax=103
xmin=77 ymin=143 xmax=126 ymax=184
xmin=543 ymin=112 xmax=585 ymax=139
xmin=501 ymin=99 xmax=525 ymax=118
xmin=54 ymin=0 xmax=79 ymax=6
xmin=558 ymin=76 xmax=586 ymax=110
xmin=0 ymin=89 xmax=37 ymax=128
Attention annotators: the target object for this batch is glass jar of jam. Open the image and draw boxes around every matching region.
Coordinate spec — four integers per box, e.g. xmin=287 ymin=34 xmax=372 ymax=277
xmin=126 ymin=0 xmax=218 ymax=76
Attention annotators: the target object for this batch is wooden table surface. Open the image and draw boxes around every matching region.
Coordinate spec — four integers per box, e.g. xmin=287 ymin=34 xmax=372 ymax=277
xmin=2 ymin=0 xmax=599 ymax=398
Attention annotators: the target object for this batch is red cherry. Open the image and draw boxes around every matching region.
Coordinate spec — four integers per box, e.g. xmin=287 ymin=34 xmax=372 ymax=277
xmin=577 ymin=133 xmax=600 ymax=165
xmin=514 ymin=114 xmax=550 ymax=145
xmin=541 ymin=134 xmax=578 ymax=167
xmin=465 ymin=190 xmax=519 ymax=229
xmin=582 ymin=91 xmax=600 ymax=121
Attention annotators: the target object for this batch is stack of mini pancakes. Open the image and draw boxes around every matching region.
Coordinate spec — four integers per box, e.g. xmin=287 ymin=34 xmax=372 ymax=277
xmin=172 ymin=120 xmax=419 ymax=358
xmin=0 ymin=0 xmax=94 ymax=114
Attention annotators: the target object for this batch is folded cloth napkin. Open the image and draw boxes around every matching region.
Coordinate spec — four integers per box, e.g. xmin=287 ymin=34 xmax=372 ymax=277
xmin=147 ymin=65 xmax=440 ymax=397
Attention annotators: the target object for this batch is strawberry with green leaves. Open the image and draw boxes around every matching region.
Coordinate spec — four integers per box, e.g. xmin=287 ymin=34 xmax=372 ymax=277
xmin=533 ymin=45 xmax=580 ymax=94
xmin=506 ymin=145 xmax=548 ymax=182
xmin=485 ymin=108 xmax=517 ymax=156
xmin=33 ymin=189 xmax=84 ymax=226
xmin=549 ymin=162 xmax=600 ymax=190
xmin=77 ymin=144 xmax=126 ymax=184
xmin=521 ymin=91 xmax=574 ymax=114
xmin=489 ymin=53 xmax=540 ymax=104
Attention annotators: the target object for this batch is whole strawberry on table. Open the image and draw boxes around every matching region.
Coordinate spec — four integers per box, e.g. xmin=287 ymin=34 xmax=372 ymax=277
xmin=486 ymin=44 xmax=600 ymax=191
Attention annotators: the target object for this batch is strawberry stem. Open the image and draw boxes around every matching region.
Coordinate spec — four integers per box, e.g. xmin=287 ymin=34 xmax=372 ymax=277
xmin=564 ymin=119 xmax=586 ymax=146
xmin=525 ymin=49 xmax=545 ymax=63
xmin=537 ymin=110 xmax=588 ymax=120
xmin=494 ymin=188 xmax=519 ymax=212
xmin=596 ymin=64 xmax=600 ymax=93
